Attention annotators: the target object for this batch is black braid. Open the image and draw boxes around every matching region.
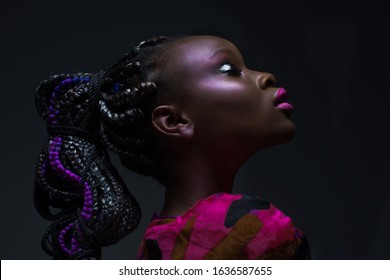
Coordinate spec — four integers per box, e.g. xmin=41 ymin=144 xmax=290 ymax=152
xmin=34 ymin=35 xmax=183 ymax=259
xmin=98 ymin=35 xmax=180 ymax=180
xmin=47 ymin=125 xmax=94 ymax=143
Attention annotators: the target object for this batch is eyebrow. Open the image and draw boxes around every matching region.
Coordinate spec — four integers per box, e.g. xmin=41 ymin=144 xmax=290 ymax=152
xmin=211 ymin=48 xmax=235 ymax=59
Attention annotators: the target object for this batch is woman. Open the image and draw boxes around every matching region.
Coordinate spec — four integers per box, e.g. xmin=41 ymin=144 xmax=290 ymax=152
xmin=34 ymin=35 xmax=311 ymax=259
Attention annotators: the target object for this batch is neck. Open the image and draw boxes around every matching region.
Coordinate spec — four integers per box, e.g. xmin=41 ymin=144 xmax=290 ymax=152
xmin=159 ymin=148 xmax=241 ymax=216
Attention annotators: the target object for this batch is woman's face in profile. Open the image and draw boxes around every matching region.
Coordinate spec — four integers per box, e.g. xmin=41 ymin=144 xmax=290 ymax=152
xmin=155 ymin=35 xmax=295 ymax=152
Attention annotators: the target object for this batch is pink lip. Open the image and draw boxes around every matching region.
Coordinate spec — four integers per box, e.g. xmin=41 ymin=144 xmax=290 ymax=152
xmin=274 ymin=88 xmax=294 ymax=110
xmin=276 ymin=102 xmax=294 ymax=110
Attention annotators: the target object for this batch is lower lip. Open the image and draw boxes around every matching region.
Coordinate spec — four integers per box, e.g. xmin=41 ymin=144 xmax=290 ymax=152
xmin=275 ymin=102 xmax=294 ymax=110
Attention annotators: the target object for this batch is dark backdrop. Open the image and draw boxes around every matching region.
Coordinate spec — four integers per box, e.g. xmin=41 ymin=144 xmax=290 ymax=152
xmin=1 ymin=0 xmax=389 ymax=259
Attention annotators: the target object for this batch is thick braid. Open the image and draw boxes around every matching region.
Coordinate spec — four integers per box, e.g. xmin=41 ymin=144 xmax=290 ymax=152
xmin=35 ymin=73 xmax=141 ymax=259
xmin=98 ymin=36 xmax=176 ymax=179
xmin=35 ymin=35 xmax=180 ymax=259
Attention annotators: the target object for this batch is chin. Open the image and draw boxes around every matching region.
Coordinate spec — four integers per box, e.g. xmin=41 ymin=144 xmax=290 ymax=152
xmin=279 ymin=121 xmax=296 ymax=143
xmin=281 ymin=121 xmax=296 ymax=142
xmin=262 ymin=121 xmax=296 ymax=148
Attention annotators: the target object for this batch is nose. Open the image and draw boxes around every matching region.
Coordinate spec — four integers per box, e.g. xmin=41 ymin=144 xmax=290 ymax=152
xmin=256 ymin=72 xmax=276 ymax=90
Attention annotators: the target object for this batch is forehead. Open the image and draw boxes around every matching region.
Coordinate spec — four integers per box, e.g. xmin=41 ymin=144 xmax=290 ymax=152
xmin=167 ymin=35 xmax=238 ymax=59
xmin=161 ymin=36 xmax=241 ymax=74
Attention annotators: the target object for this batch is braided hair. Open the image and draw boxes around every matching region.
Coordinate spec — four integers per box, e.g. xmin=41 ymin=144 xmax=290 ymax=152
xmin=34 ymin=35 xmax=179 ymax=259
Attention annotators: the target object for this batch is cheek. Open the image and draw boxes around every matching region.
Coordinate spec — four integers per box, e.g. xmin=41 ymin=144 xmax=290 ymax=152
xmin=197 ymin=79 xmax=259 ymax=111
xmin=189 ymin=80 xmax=268 ymax=135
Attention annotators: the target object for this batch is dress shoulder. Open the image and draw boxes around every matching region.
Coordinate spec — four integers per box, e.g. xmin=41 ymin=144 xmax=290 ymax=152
xmin=136 ymin=192 xmax=310 ymax=259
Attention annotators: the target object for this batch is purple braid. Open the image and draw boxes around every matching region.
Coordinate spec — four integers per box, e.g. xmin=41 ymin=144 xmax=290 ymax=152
xmin=35 ymin=69 xmax=143 ymax=259
xmin=45 ymin=75 xmax=94 ymax=257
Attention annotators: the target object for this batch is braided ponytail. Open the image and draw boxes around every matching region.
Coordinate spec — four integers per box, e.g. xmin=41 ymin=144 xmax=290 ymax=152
xmin=34 ymin=35 xmax=180 ymax=259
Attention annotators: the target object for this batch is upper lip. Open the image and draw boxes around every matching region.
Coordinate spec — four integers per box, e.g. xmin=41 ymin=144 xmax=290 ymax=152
xmin=273 ymin=88 xmax=288 ymax=106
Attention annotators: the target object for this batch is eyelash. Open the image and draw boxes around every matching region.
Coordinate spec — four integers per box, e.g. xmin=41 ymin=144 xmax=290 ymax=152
xmin=218 ymin=63 xmax=242 ymax=76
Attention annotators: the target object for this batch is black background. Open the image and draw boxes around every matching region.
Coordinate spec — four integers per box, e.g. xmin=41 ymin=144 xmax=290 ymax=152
xmin=1 ymin=0 xmax=389 ymax=259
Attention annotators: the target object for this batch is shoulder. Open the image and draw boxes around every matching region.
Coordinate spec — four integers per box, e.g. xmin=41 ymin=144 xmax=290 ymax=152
xmin=195 ymin=192 xmax=311 ymax=259
xmin=224 ymin=193 xmax=311 ymax=259
xmin=137 ymin=192 xmax=310 ymax=259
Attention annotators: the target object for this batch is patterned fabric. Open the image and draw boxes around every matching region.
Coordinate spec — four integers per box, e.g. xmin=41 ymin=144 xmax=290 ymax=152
xmin=136 ymin=192 xmax=311 ymax=260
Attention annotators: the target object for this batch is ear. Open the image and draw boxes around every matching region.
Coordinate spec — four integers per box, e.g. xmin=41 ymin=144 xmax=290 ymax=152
xmin=151 ymin=105 xmax=194 ymax=138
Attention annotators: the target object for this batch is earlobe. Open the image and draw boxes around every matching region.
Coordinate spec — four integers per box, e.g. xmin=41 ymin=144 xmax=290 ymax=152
xmin=152 ymin=105 xmax=194 ymax=138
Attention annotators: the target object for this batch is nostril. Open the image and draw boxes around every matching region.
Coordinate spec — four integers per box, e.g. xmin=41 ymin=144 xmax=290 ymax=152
xmin=265 ymin=73 xmax=277 ymax=88
xmin=257 ymin=72 xmax=277 ymax=89
xmin=265 ymin=77 xmax=274 ymax=87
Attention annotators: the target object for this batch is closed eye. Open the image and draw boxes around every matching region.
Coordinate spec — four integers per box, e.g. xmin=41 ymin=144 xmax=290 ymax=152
xmin=218 ymin=63 xmax=242 ymax=76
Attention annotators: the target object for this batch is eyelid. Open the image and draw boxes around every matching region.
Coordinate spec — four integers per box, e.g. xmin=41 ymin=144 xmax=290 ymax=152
xmin=218 ymin=62 xmax=242 ymax=75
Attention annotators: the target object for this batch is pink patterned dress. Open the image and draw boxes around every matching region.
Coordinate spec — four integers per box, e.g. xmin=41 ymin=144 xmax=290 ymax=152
xmin=136 ymin=192 xmax=311 ymax=259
